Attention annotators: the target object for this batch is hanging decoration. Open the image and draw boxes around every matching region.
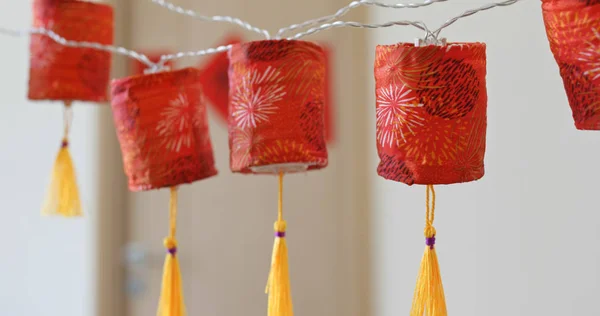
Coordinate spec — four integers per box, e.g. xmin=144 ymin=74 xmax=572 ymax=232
xmin=374 ymin=42 xmax=487 ymax=315
xmin=28 ymin=0 xmax=114 ymax=216
xmin=374 ymin=42 xmax=487 ymax=185
xmin=228 ymin=40 xmax=328 ymax=174
xmin=541 ymin=0 xmax=600 ymax=130
xmin=110 ymin=67 xmax=217 ymax=316
xmin=227 ymin=39 xmax=328 ymax=316
xmin=198 ymin=34 xmax=243 ymax=121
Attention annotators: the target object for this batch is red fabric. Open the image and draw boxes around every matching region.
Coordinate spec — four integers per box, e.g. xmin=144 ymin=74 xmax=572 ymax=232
xmin=198 ymin=35 xmax=243 ymax=121
xmin=228 ymin=40 xmax=328 ymax=173
xmin=374 ymin=43 xmax=487 ymax=185
xmin=322 ymin=46 xmax=335 ymax=143
xmin=542 ymin=0 xmax=600 ymax=130
xmin=130 ymin=51 xmax=175 ymax=76
xmin=28 ymin=0 xmax=113 ymax=102
xmin=110 ymin=68 xmax=217 ymax=191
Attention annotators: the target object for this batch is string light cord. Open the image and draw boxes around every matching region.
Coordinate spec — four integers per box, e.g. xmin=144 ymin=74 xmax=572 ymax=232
xmin=0 ymin=26 xmax=233 ymax=72
xmin=431 ymin=0 xmax=525 ymax=38
xmin=289 ymin=20 xmax=433 ymax=41
xmin=276 ymin=0 xmax=447 ymax=39
xmin=0 ymin=0 xmax=528 ymax=71
xmin=150 ymin=0 xmax=271 ymax=39
xmin=0 ymin=26 xmax=156 ymax=68
xmin=290 ymin=0 xmax=526 ymax=42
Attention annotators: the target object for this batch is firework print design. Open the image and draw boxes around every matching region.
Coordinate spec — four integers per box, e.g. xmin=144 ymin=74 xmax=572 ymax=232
xmin=110 ymin=68 xmax=217 ymax=191
xmin=542 ymin=0 xmax=600 ymax=130
xmin=374 ymin=42 xmax=487 ymax=185
xmin=228 ymin=40 xmax=328 ymax=173
xmin=28 ymin=0 xmax=114 ymax=102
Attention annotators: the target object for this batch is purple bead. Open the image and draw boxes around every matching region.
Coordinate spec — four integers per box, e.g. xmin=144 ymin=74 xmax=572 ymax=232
xmin=426 ymin=237 xmax=436 ymax=249
xmin=168 ymin=247 xmax=177 ymax=256
xmin=275 ymin=231 xmax=286 ymax=238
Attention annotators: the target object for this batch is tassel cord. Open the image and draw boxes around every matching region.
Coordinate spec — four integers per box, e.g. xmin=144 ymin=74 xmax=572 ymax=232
xmin=265 ymin=171 xmax=294 ymax=316
xmin=157 ymin=186 xmax=186 ymax=316
xmin=41 ymin=100 xmax=81 ymax=217
xmin=410 ymin=184 xmax=447 ymax=316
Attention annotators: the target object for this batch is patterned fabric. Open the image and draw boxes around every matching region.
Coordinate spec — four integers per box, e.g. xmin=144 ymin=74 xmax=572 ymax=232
xmin=374 ymin=43 xmax=487 ymax=185
xmin=542 ymin=0 xmax=600 ymax=130
xmin=110 ymin=68 xmax=217 ymax=191
xmin=28 ymin=0 xmax=113 ymax=102
xmin=228 ymin=40 xmax=328 ymax=174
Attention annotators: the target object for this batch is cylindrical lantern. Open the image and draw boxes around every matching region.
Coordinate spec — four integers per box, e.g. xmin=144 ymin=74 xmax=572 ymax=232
xmin=542 ymin=0 xmax=600 ymax=130
xmin=29 ymin=0 xmax=114 ymax=217
xmin=29 ymin=0 xmax=114 ymax=101
xmin=375 ymin=42 xmax=488 ymax=316
xmin=228 ymin=39 xmax=328 ymax=174
xmin=111 ymin=67 xmax=217 ymax=191
xmin=111 ymin=67 xmax=217 ymax=316
xmin=227 ymin=39 xmax=329 ymax=316
xmin=374 ymin=42 xmax=487 ymax=185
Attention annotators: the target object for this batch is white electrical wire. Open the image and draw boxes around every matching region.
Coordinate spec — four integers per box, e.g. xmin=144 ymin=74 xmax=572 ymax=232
xmin=289 ymin=0 xmax=526 ymax=42
xmin=288 ymin=20 xmax=431 ymax=41
xmin=0 ymin=26 xmax=233 ymax=72
xmin=157 ymin=44 xmax=233 ymax=66
xmin=150 ymin=0 xmax=271 ymax=39
xmin=0 ymin=26 xmax=156 ymax=67
xmin=0 ymin=0 xmax=528 ymax=73
xmin=432 ymin=0 xmax=525 ymax=38
xmin=276 ymin=0 xmax=447 ymax=39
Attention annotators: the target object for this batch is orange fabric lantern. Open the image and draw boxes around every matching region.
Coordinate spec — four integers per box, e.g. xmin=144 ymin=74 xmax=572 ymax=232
xmin=227 ymin=39 xmax=329 ymax=316
xmin=542 ymin=0 xmax=600 ymax=130
xmin=228 ymin=40 xmax=328 ymax=174
xmin=374 ymin=42 xmax=487 ymax=185
xmin=110 ymin=67 xmax=217 ymax=191
xmin=28 ymin=0 xmax=114 ymax=217
xmin=375 ymin=42 xmax=488 ymax=316
xmin=29 ymin=0 xmax=113 ymax=101
xmin=111 ymin=67 xmax=217 ymax=316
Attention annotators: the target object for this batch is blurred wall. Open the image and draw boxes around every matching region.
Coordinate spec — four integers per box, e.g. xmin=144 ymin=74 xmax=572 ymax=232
xmin=369 ymin=2 xmax=600 ymax=316
xmin=0 ymin=1 xmax=128 ymax=315
xmin=0 ymin=1 xmax=108 ymax=315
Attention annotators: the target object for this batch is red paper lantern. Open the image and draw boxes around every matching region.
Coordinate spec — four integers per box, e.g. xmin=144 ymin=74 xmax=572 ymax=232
xmin=374 ymin=43 xmax=487 ymax=185
xmin=227 ymin=40 xmax=328 ymax=174
xmin=110 ymin=68 xmax=217 ymax=191
xmin=542 ymin=0 xmax=600 ymax=130
xmin=28 ymin=0 xmax=114 ymax=102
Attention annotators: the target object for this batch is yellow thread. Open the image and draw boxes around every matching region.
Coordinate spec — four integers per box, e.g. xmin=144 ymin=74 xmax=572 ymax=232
xmin=265 ymin=172 xmax=293 ymax=316
xmin=157 ymin=187 xmax=186 ymax=316
xmin=41 ymin=101 xmax=81 ymax=217
xmin=410 ymin=184 xmax=447 ymax=316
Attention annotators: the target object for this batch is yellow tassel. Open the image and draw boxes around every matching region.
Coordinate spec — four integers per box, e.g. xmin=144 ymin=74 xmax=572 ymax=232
xmin=265 ymin=172 xmax=293 ymax=316
xmin=410 ymin=185 xmax=447 ymax=316
xmin=42 ymin=101 xmax=81 ymax=217
xmin=157 ymin=187 xmax=186 ymax=316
